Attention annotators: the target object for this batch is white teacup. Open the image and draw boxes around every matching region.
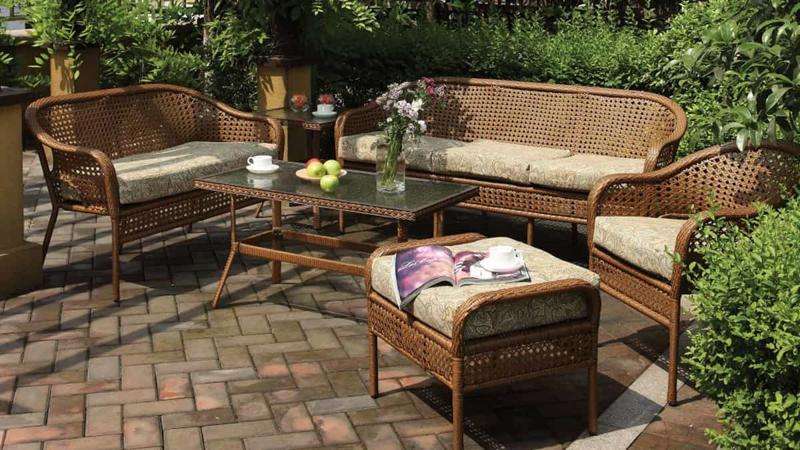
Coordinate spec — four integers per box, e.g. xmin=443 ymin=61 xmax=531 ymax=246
xmin=248 ymin=155 xmax=273 ymax=169
xmin=486 ymin=245 xmax=519 ymax=266
xmin=317 ymin=104 xmax=334 ymax=114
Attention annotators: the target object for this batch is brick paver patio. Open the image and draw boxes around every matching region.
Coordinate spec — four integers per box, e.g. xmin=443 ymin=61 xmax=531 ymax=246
xmin=2 ymin=150 xmax=720 ymax=449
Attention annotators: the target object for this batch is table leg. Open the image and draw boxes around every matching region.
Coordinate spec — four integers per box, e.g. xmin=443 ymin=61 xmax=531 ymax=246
xmin=312 ymin=206 xmax=321 ymax=229
xmin=307 ymin=130 xmax=322 ymax=228
xmin=338 ymin=210 xmax=346 ymax=234
xmin=397 ymin=221 xmax=409 ymax=243
xmin=433 ymin=210 xmax=445 ymax=237
xmin=271 ymin=200 xmax=282 ymax=284
xmin=212 ymin=196 xmax=239 ymax=308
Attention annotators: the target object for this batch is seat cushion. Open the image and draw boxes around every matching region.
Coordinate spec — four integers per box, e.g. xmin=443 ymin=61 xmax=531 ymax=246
xmin=430 ymin=139 xmax=571 ymax=184
xmin=371 ymin=237 xmax=599 ymax=340
xmin=338 ymin=131 xmax=465 ymax=172
xmin=528 ymin=154 xmax=646 ymax=192
xmin=112 ymin=141 xmax=277 ymax=204
xmin=593 ymin=216 xmax=688 ymax=279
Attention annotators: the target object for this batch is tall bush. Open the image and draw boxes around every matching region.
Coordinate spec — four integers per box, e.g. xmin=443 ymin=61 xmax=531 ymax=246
xmin=686 ymin=197 xmax=800 ymax=447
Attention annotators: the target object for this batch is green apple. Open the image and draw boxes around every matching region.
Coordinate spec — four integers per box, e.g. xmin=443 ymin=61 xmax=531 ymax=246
xmin=319 ymin=174 xmax=339 ymax=193
xmin=323 ymin=159 xmax=341 ymax=176
xmin=307 ymin=161 xmax=326 ymax=178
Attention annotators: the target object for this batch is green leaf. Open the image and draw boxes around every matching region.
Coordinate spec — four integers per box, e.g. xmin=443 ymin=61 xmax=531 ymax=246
xmin=766 ymin=87 xmax=790 ymax=112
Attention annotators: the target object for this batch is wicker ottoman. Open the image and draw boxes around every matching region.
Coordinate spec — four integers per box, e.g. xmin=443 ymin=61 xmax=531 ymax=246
xmin=365 ymin=233 xmax=601 ymax=449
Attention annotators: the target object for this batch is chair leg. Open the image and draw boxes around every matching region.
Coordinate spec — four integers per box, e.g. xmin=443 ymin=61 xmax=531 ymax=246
xmin=338 ymin=210 xmax=346 ymax=234
xmin=368 ymin=331 xmax=379 ymax=398
xmin=526 ymin=218 xmax=535 ymax=245
xmin=667 ymin=320 xmax=680 ymax=406
xmin=588 ymin=363 xmax=598 ymax=435
xmin=572 ymin=223 xmax=579 ymax=243
xmin=254 ymin=201 xmax=265 ymax=218
xmin=452 ymin=358 xmax=464 ymax=450
xmin=111 ymin=220 xmax=121 ymax=303
xmin=42 ymin=205 xmax=60 ymax=257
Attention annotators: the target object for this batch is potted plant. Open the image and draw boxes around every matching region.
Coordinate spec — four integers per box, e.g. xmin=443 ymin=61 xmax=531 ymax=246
xmin=374 ymin=78 xmax=444 ymax=193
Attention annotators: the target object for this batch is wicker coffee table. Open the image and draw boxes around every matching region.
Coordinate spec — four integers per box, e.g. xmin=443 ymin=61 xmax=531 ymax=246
xmin=194 ymin=161 xmax=478 ymax=308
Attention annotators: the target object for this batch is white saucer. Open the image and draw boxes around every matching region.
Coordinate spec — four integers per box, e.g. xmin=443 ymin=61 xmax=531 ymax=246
xmin=247 ymin=164 xmax=279 ymax=174
xmin=312 ymin=110 xmax=337 ymax=119
xmin=479 ymin=255 xmax=524 ymax=273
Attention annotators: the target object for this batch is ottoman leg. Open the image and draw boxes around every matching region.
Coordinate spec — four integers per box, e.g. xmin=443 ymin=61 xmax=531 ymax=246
xmin=452 ymin=358 xmax=464 ymax=450
xmin=368 ymin=331 xmax=379 ymax=398
xmin=588 ymin=363 xmax=598 ymax=435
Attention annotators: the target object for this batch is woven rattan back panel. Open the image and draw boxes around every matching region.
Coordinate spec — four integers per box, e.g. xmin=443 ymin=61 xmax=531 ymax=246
xmin=651 ymin=145 xmax=800 ymax=216
xmin=33 ymin=86 xmax=273 ymax=160
xmin=426 ymin=78 xmax=681 ymax=159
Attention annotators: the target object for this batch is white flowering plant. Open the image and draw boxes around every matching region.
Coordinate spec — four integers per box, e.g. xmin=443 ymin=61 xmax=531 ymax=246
xmin=374 ymin=78 xmax=445 ymax=190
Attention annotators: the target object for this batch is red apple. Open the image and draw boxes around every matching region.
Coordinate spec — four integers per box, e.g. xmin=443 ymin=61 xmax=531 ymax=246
xmin=306 ymin=158 xmax=321 ymax=168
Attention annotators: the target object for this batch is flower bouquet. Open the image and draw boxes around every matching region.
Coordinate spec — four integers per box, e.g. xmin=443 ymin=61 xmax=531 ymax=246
xmin=374 ymin=78 xmax=445 ymax=193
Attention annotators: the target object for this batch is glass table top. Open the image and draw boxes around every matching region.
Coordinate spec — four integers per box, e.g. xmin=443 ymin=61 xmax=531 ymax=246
xmin=197 ymin=161 xmax=478 ymax=215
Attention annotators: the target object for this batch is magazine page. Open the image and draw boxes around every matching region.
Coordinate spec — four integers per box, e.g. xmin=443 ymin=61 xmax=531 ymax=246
xmin=393 ymin=245 xmax=455 ymax=308
xmin=453 ymin=251 xmax=531 ymax=287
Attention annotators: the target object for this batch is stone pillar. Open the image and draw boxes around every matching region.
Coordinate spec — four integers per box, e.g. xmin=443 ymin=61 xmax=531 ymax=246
xmin=257 ymin=58 xmax=313 ymax=162
xmin=50 ymin=47 xmax=100 ymax=96
xmin=0 ymin=87 xmax=43 ymax=295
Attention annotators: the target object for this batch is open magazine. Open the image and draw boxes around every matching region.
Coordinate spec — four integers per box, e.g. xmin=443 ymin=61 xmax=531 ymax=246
xmin=391 ymin=245 xmax=530 ymax=308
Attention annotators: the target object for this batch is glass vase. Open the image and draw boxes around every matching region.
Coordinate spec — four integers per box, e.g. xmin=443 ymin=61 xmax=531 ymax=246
xmin=376 ymin=133 xmax=416 ymax=194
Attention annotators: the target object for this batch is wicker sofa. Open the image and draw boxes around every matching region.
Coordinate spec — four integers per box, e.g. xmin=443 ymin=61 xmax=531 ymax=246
xmin=587 ymin=141 xmax=800 ymax=405
xmin=26 ymin=84 xmax=284 ymax=301
xmin=335 ymin=78 xmax=686 ymax=243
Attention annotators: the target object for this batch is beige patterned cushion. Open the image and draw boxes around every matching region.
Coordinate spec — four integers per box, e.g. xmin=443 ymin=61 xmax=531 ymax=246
xmin=528 ymin=154 xmax=646 ymax=192
xmin=430 ymin=139 xmax=571 ymax=184
xmin=113 ymin=141 xmax=277 ymax=204
xmin=371 ymin=237 xmax=599 ymax=340
xmin=337 ymin=131 xmax=465 ymax=172
xmin=593 ymin=216 xmax=688 ymax=279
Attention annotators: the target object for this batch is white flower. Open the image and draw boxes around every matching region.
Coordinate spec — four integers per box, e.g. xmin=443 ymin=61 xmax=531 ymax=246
xmin=417 ymin=120 xmax=427 ymax=134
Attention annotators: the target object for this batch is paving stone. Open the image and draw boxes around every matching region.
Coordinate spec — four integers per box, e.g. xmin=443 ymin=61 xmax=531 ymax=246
xmin=121 ymin=365 xmax=154 ymax=390
xmin=227 ymin=378 xmax=295 ymax=395
xmin=162 ymin=408 xmax=236 ymax=429
xmin=355 ymin=424 xmax=403 ymax=450
xmin=158 ymin=373 xmax=191 ymax=400
xmin=44 ymin=434 xmax=122 ymax=450
xmin=194 ymin=382 xmax=230 ymax=410
xmin=123 ymin=417 xmax=162 ymax=448
xmin=12 ymin=385 xmax=50 ymax=413
xmin=0 ymin=412 xmax=46 ymax=430
xmin=202 ymin=419 xmax=277 ymax=441
xmin=306 ymin=395 xmax=377 ymax=415
xmin=87 ymin=356 xmax=120 ymax=380
xmin=191 ymin=368 xmax=256 ymax=384
xmin=184 ymin=338 xmax=217 ymax=361
xmin=4 ymin=422 xmax=83 ymax=445
xmin=243 ymin=431 xmax=320 ymax=450
xmin=313 ymin=413 xmax=360 ymax=445
xmin=165 ymin=427 xmax=203 ymax=450
xmin=348 ymin=404 xmax=422 ymax=426
xmin=252 ymin=354 xmax=289 ymax=378
xmin=86 ymin=405 xmax=122 ymax=436
xmin=231 ymin=394 xmax=272 ymax=421
xmin=87 ymin=388 xmax=157 ymax=407
xmin=155 ymin=360 xmax=219 ymax=375
xmin=205 ymin=438 xmax=245 ymax=450
xmin=124 ymin=398 xmax=196 ymax=417
xmin=51 ymin=380 xmax=118 ymax=397
xmin=47 ymin=395 xmax=85 ymax=424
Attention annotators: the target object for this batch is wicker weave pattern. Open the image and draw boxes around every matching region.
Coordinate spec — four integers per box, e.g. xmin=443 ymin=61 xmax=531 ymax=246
xmin=587 ymin=141 xmax=800 ymax=405
xmin=365 ymin=233 xmax=600 ymax=449
xmin=335 ymin=78 xmax=686 ymax=229
xmin=26 ymin=84 xmax=285 ymax=301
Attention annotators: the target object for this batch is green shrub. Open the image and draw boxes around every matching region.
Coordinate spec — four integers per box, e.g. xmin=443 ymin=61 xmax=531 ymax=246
xmin=686 ymin=197 xmax=800 ymax=448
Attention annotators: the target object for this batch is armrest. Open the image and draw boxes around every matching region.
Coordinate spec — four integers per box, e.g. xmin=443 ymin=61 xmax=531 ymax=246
xmin=334 ymin=102 xmax=384 ymax=160
xmin=450 ymin=279 xmax=601 ymax=353
xmin=364 ymin=233 xmax=485 ymax=293
xmin=44 ymin=145 xmax=119 ymax=215
xmin=203 ymin=100 xmax=285 ymax=153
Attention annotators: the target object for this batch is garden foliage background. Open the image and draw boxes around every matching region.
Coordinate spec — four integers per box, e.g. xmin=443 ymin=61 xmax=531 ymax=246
xmin=2 ymin=2 xmax=800 ymax=446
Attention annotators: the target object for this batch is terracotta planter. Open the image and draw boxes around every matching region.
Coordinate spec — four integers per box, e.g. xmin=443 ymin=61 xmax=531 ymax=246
xmin=50 ymin=46 xmax=100 ymax=95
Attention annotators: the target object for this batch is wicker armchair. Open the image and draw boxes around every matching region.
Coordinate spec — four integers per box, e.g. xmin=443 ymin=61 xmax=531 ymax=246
xmin=26 ymin=84 xmax=284 ymax=301
xmin=336 ymin=78 xmax=686 ymax=243
xmin=587 ymin=141 xmax=800 ymax=404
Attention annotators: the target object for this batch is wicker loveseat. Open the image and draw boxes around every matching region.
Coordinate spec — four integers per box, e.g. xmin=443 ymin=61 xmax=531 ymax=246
xmin=335 ymin=78 xmax=686 ymax=243
xmin=587 ymin=141 xmax=800 ymax=405
xmin=26 ymin=84 xmax=284 ymax=301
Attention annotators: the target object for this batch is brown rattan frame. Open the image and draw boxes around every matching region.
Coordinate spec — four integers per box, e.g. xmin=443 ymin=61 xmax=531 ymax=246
xmin=335 ymin=78 xmax=687 ymax=243
xmin=25 ymin=84 xmax=285 ymax=301
xmin=587 ymin=141 xmax=800 ymax=405
xmin=365 ymin=233 xmax=601 ymax=449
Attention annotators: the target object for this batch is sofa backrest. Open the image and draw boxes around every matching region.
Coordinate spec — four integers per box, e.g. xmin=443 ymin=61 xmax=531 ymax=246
xmin=28 ymin=85 xmax=232 ymax=160
xmin=425 ymin=78 xmax=685 ymax=160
